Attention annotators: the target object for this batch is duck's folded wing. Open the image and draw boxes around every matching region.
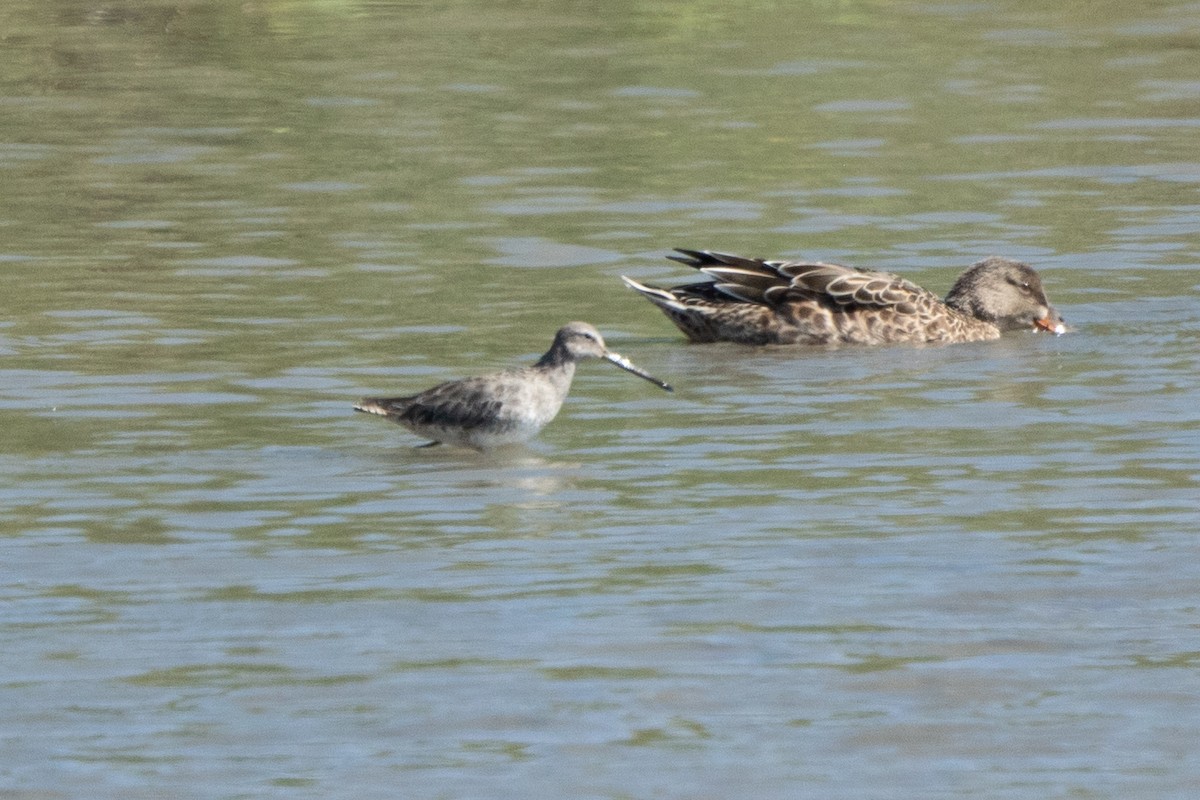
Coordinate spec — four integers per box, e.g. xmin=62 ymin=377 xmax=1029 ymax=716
xmin=668 ymin=249 xmax=829 ymax=305
xmin=774 ymin=262 xmax=927 ymax=314
xmin=665 ymin=249 xmax=936 ymax=315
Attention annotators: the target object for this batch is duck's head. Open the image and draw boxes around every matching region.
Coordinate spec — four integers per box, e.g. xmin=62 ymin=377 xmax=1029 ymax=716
xmin=944 ymin=257 xmax=1065 ymax=335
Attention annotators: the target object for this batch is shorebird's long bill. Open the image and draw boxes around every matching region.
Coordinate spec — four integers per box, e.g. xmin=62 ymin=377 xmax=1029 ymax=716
xmin=1034 ymin=315 xmax=1066 ymax=335
xmin=604 ymin=352 xmax=674 ymax=392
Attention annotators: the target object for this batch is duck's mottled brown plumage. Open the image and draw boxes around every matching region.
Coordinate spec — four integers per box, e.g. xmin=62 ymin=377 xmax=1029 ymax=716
xmin=622 ymin=249 xmax=1064 ymax=346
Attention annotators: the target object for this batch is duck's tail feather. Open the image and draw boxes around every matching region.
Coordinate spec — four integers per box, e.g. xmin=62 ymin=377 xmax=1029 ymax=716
xmin=620 ymin=275 xmax=691 ymax=313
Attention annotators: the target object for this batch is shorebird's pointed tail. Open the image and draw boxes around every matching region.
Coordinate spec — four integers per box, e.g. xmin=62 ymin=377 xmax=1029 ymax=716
xmin=354 ymin=397 xmax=402 ymax=417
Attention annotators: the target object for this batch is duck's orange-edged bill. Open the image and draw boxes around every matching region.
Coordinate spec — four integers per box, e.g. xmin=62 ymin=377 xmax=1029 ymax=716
xmin=1034 ymin=316 xmax=1066 ymax=335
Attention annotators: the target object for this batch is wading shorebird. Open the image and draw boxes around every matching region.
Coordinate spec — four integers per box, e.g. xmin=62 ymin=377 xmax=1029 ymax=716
xmin=354 ymin=321 xmax=673 ymax=450
xmin=622 ymin=249 xmax=1065 ymax=346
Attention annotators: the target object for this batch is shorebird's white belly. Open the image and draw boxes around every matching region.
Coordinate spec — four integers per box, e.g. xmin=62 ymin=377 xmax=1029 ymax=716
xmin=403 ymin=391 xmax=564 ymax=450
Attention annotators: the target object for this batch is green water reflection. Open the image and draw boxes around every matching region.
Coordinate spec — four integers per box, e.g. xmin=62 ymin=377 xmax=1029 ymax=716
xmin=3 ymin=1 xmax=1200 ymax=798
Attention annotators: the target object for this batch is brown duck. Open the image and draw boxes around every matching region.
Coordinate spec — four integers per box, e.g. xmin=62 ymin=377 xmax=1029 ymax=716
xmin=622 ymin=249 xmax=1065 ymax=346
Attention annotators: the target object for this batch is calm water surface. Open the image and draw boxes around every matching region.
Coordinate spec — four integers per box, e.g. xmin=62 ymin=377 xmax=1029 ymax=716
xmin=2 ymin=1 xmax=1200 ymax=798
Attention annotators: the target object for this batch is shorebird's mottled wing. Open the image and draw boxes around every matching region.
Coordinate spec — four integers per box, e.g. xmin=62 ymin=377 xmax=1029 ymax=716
xmin=394 ymin=377 xmax=516 ymax=432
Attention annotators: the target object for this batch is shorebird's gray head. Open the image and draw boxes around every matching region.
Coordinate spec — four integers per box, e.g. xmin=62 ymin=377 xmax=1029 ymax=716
xmin=554 ymin=322 xmax=673 ymax=392
xmin=555 ymin=322 xmax=611 ymax=361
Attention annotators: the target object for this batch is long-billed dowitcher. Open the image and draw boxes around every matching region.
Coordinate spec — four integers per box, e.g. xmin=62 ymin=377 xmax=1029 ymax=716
xmin=622 ymin=249 xmax=1065 ymax=346
xmin=354 ymin=321 xmax=673 ymax=450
